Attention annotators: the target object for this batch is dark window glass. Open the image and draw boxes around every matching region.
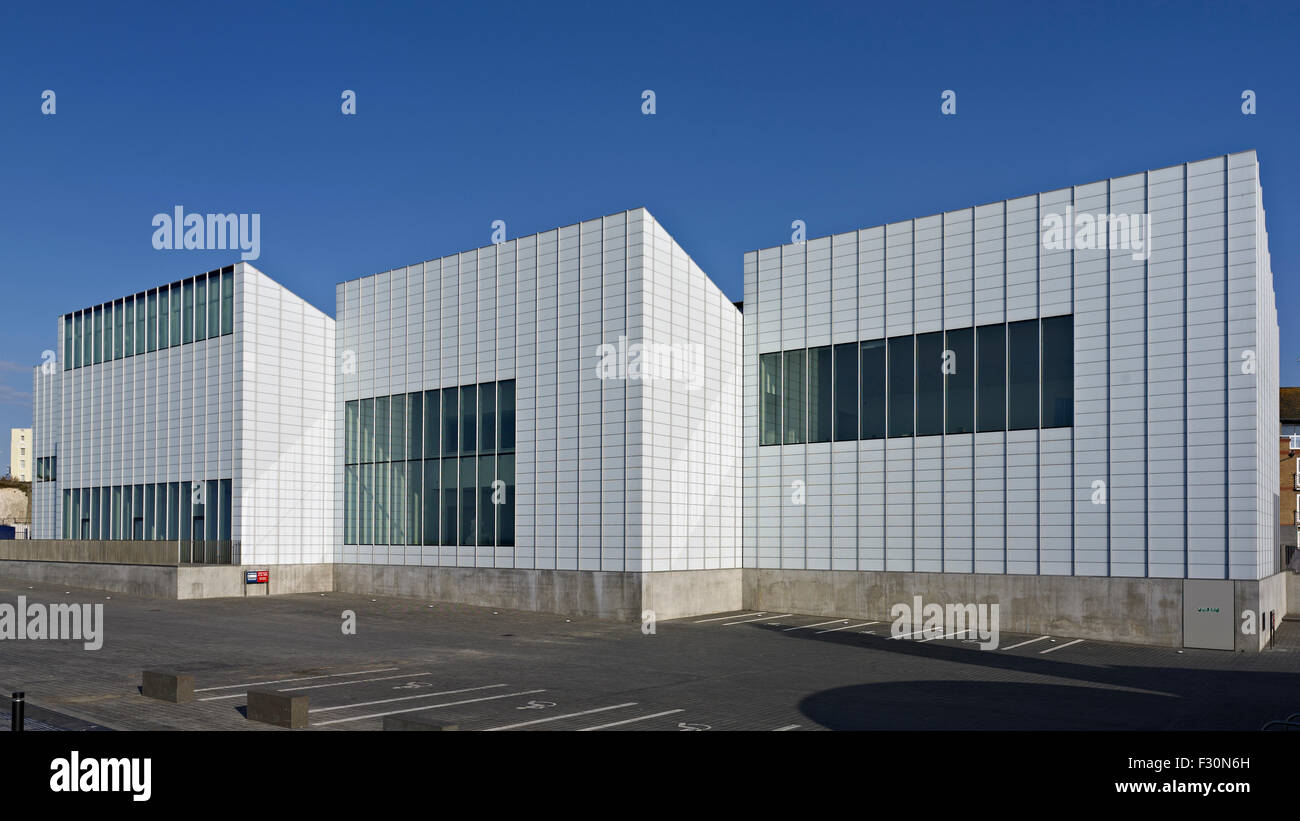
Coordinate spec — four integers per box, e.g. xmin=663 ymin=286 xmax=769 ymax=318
xmin=808 ymin=346 xmax=832 ymax=443
xmin=460 ymin=385 xmax=477 ymax=455
xmin=442 ymin=390 xmax=457 ymax=455
xmin=120 ymin=300 xmax=132 ymax=358
xmin=206 ymin=480 xmax=219 ymax=541
xmin=345 ymin=401 xmax=358 ymax=464
xmin=358 ymin=463 xmax=372 ymax=544
xmin=207 ymin=273 xmax=220 ymax=338
xmin=182 ymin=280 xmax=194 ymax=343
xmin=93 ymin=306 xmax=103 ymax=364
xmin=945 ymin=327 xmax=974 ymax=434
xmin=146 ymin=290 xmax=158 ymax=352
xmin=440 ymin=458 xmax=458 ymax=546
xmin=344 ymin=465 xmax=357 ymax=545
xmin=424 ymin=389 xmax=439 ymax=457
xmin=359 ymin=398 xmax=374 ymax=463
xmin=887 ymin=335 xmax=914 ymax=438
xmin=194 ymin=279 xmax=207 ymax=339
xmin=406 ymin=460 xmax=421 ymax=546
xmin=63 ymin=315 xmax=73 ymax=370
xmin=479 ymin=383 xmax=496 ymax=453
xmin=860 ymin=340 xmax=886 ymax=439
xmin=915 ymin=331 xmax=944 ymax=436
xmin=407 ymin=392 xmax=422 ymax=459
xmin=833 ymin=343 xmax=858 ymax=441
xmin=374 ymin=396 xmax=390 ymax=462
xmin=478 ymin=454 xmax=495 ymax=546
xmin=458 ymin=456 xmax=476 ymax=546
xmin=1007 ymin=319 xmax=1039 ymax=430
xmin=782 ymin=349 xmax=806 ymax=445
xmin=221 ymin=270 xmax=234 ymax=335
xmin=760 ymin=353 xmax=781 ymax=446
xmin=113 ymin=302 xmax=124 ymax=359
xmin=1041 ymin=315 xmax=1073 ymax=428
xmin=389 ymin=395 xmax=405 ymax=461
xmin=170 ymin=285 xmax=181 ymax=346
xmin=73 ymin=313 xmax=82 ymax=368
xmin=498 ymin=380 xmax=515 ymax=451
xmin=497 ymin=453 xmax=514 ymax=547
xmin=179 ymin=482 xmax=191 ymax=542
xmin=422 ymin=459 xmax=439 ymax=546
xmin=976 ymin=324 xmax=1006 ymax=432
xmin=373 ymin=457 xmax=388 ymax=544
xmin=157 ymin=289 xmax=169 ymax=349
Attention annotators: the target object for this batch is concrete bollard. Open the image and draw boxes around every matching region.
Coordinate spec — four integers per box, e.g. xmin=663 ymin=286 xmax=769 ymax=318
xmin=142 ymin=670 xmax=195 ymax=703
xmin=246 ymin=689 xmax=308 ymax=729
xmin=382 ymin=713 xmax=459 ymax=731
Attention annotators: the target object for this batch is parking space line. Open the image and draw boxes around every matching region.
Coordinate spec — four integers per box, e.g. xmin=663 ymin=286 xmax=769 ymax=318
xmin=193 ymin=667 xmax=399 ymax=692
xmin=773 ymin=724 xmax=801 ymax=731
xmin=309 ymin=684 xmax=514 ymax=714
xmin=816 ymin=621 xmax=878 ymax=634
xmin=783 ymin=619 xmax=848 ymax=632
xmin=1039 ymin=639 xmax=1084 ymax=654
xmin=576 ymin=709 xmax=684 ymax=731
xmin=920 ymin=629 xmax=972 ymax=642
xmin=723 ymin=613 xmax=793 ymax=626
xmin=1001 ymin=636 xmax=1051 ymax=651
xmin=280 ymin=672 xmax=431 ymax=692
xmin=483 ymin=703 xmax=638 ymax=731
xmin=694 ymin=612 xmax=764 ymax=623
xmin=312 ymin=689 xmax=546 ymax=726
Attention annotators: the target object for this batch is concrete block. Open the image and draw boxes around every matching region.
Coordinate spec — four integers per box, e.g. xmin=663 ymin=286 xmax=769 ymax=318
xmin=382 ymin=713 xmax=460 ymax=731
xmin=142 ymin=670 xmax=194 ymax=703
xmin=246 ymin=689 xmax=308 ymax=729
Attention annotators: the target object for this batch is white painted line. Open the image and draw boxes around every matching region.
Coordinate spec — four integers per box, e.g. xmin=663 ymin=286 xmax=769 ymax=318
xmin=920 ymin=628 xmax=972 ymax=643
xmin=783 ymin=619 xmax=848 ymax=632
xmin=694 ymin=612 xmax=764 ymax=623
xmin=1001 ymin=636 xmax=1051 ymax=651
xmin=280 ymin=672 xmax=432 ymax=692
xmin=773 ymin=724 xmax=801 ymax=731
xmin=576 ymin=709 xmax=684 ymax=731
xmin=198 ymin=693 xmax=245 ymax=702
xmin=194 ymin=667 xmax=398 ymax=692
xmin=1039 ymin=639 xmax=1084 ymax=654
xmin=889 ymin=628 xmax=930 ymax=640
xmin=310 ymin=684 xmax=515 ymax=714
xmin=723 ymin=613 xmax=793 ymax=626
xmin=816 ymin=621 xmax=879 ymax=634
xmin=312 ymin=689 xmax=545 ymax=726
xmin=483 ymin=703 xmax=638 ymax=732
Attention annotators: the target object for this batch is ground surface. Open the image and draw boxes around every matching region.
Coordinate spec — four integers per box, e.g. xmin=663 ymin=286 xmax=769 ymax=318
xmin=1 ymin=576 xmax=1297 ymax=731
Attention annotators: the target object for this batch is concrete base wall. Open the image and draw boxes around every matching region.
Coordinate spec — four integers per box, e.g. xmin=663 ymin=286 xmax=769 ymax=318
xmin=1239 ymin=571 xmax=1290 ymax=651
xmin=177 ymin=564 xmax=335 ymax=600
xmin=0 ymin=560 xmax=332 ymax=600
xmin=1288 ymin=572 xmax=1300 ymax=616
xmin=335 ymin=565 xmax=742 ymax=622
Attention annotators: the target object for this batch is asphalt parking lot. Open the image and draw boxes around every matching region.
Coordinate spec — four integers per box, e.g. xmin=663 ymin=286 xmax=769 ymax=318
xmin=1 ymin=575 xmax=1298 ymax=731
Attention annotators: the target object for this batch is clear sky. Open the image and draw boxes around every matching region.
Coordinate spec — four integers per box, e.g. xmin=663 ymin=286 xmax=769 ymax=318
xmin=1 ymin=0 xmax=1297 ymax=442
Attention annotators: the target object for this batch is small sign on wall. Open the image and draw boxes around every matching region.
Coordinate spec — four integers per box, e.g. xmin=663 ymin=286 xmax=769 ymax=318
xmin=245 ymin=570 xmax=269 ymax=584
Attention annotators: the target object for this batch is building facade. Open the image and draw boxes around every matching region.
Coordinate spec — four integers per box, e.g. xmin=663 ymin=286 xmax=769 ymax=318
xmin=742 ymin=150 xmax=1282 ymax=648
xmin=9 ymin=428 xmax=31 ymax=482
xmin=334 ymin=208 xmax=743 ymax=618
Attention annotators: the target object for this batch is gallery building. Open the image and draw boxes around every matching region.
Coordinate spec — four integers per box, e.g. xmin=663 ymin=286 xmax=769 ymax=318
xmin=14 ymin=151 xmax=1291 ymax=648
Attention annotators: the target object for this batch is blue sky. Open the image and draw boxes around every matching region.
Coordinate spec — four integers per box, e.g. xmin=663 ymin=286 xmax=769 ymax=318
xmin=1 ymin=0 xmax=1297 ymax=443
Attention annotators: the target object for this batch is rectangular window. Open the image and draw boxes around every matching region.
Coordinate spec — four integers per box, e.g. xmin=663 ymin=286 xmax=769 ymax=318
xmin=808 ymin=346 xmax=832 ymax=443
xmin=207 ymin=273 xmax=220 ymax=338
xmin=498 ymin=380 xmax=515 ymax=451
xmin=194 ymin=278 xmax=207 ymax=340
xmin=1041 ymin=315 xmax=1073 ymax=428
xmin=91 ymin=487 xmax=101 ymax=539
xmin=915 ymin=331 xmax=944 ymax=436
xmin=460 ymin=385 xmax=477 ymax=455
xmin=146 ymin=290 xmax=158 ymax=352
xmin=389 ymin=394 xmax=406 ymax=462
xmin=218 ymin=479 xmax=232 ymax=542
xmin=180 ymin=481 xmax=191 ymax=543
xmin=442 ymin=390 xmax=457 ymax=455
xmin=887 ymin=335 xmax=914 ymax=438
xmin=72 ymin=313 xmax=81 ymax=369
xmin=422 ymin=459 xmax=439 ymax=546
xmin=93 ymin=306 xmax=104 ymax=364
xmin=440 ymin=458 xmax=458 ymax=546
xmin=479 ymin=383 xmax=496 ymax=453
xmin=182 ymin=280 xmax=194 ymax=343
xmin=406 ymin=460 xmax=421 ymax=546
xmin=459 ymin=456 xmax=476 ymax=546
xmin=114 ymin=301 xmax=124 ymax=359
xmin=112 ymin=486 xmax=123 ymax=540
xmin=945 ymin=327 xmax=975 ymax=434
xmin=860 ymin=340 xmax=886 ymax=440
xmin=157 ymin=288 xmax=169 ymax=349
xmin=833 ymin=343 xmax=858 ymax=442
xmin=123 ymin=299 xmax=135 ymax=356
xmin=1007 ymin=319 xmax=1039 ymax=430
xmin=374 ymin=396 xmax=390 ymax=463
xmin=374 ymin=457 xmax=389 ymax=544
xmin=359 ymin=463 xmax=373 ymax=545
xmin=407 ymin=392 xmax=422 ymax=460
xmin=132 ymin=485 xmax=144 ymax=540
xmin=221 ymin=270 xmax=234 ymax=335
xmin=424 ymin=389 xmax=439 ymax=458
xmin=345 ymin=401 xmax=359 ymax=464
xmin=782 ymin=349 xmax=806 ymax=445
xmin=388 ymin=461 xmax=405 ymax=545
xmin=359 ymin=398 xmax=374 ymax=463
xmin=478 ymin=454 xmax=495 ymax=546
xmin=497 ymin=453 xmax=515 ymax=547
xmin=168 ymin=482 xmax=179 ymax=540
xmin=976 ymin=323 xmax=1006 ymax=432
xmin=760 ymin=352 xmax=781 ymax=445
xmin=344 ymin=465 xmax=357 ymax=545
xmin=63 ymin=315 xmax=73 ymax=370
xmin=170 ymin=284 xmax=181 ymax=346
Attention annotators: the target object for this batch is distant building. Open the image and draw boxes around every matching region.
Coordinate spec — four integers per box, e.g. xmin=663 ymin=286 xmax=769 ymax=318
xmin=9 ymin=428 xmax=31 ymax=482
xmin=1280 ymin=388 xmax=1300 ymax=565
